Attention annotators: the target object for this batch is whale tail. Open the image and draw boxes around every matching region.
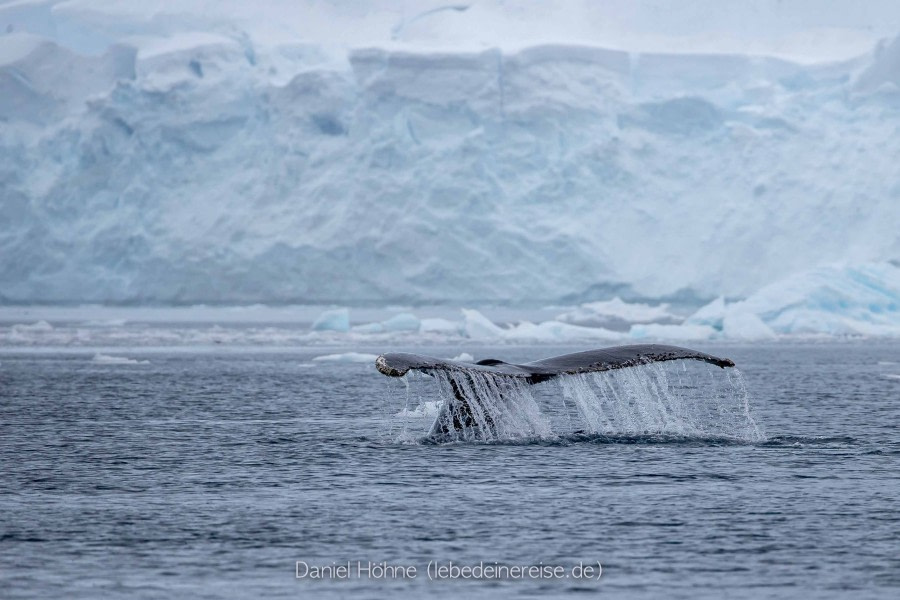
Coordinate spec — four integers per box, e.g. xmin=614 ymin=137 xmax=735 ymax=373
xmin=376 ymin=344 xmax=734 ymax=382
xmin=376 ymin=344 xmax=736 ymax=439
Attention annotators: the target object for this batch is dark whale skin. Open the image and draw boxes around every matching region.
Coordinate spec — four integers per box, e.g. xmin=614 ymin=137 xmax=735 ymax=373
xmin=376 ymin=344 xmax=735 ymax=384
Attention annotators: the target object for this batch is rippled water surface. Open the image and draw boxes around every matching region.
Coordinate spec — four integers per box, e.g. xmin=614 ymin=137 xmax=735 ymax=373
xmin=2 ymin=343 xmax=899 ymax=598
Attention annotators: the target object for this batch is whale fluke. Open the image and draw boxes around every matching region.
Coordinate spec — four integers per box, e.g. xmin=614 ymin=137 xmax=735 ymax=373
xmin=376 ymin=344 xmax=734 ymax=385
xmin=378 ymin=344 xmax=737 ymax=440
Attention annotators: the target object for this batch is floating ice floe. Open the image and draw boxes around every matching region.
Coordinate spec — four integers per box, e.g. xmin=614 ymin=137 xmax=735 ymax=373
xmin=12 ymin=320 xmax=53 ymax=332
xmin=311 ymin=352 xmax=379 ymax=363
xmin=81 ymin=319 xmax=128 ymax=327
xmin=351 ymin=312 xmax=422 ymax=334
xmin=91 ymin=353 xmax=149 ymax=365
xmin=628 ymin=323 xmax=718 ymax=341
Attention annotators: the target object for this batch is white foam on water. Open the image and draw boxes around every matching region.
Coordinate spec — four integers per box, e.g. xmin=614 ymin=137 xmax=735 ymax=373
xmin=395 ymin=401 xmax=443 ymax=418
xmin=82 ymin=319 xmax=128 ymax=327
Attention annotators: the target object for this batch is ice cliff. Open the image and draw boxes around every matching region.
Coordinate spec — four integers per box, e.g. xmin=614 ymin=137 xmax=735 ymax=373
xmin=1 ymin=1 xmax=899 ymax=324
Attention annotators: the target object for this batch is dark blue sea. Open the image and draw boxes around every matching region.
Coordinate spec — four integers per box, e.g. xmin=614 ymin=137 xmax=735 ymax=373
xmin=2 ymin=342 xmax=899 ymax=598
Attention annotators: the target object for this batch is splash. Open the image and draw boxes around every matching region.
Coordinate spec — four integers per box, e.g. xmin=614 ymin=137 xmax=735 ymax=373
xmin=430 ymin=370 xmax=554 ymax=442
xmin=388 ymin=361 xmax=765 ymax=444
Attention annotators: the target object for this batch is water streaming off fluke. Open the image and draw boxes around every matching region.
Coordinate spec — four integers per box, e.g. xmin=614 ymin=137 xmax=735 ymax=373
xmin=387 ymin=361 xmax=765 ymax=444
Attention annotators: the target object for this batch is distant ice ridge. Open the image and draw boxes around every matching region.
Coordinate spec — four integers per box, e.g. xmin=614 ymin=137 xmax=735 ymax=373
xmin=2 ymin=261 xmax=900 ymax=346
xmin=2 ymin=3 xmax=900 ymax=306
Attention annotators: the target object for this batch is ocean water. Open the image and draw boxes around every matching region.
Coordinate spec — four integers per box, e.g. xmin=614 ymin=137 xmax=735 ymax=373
xmin=1 ymin=342 xmax=899 ymax=598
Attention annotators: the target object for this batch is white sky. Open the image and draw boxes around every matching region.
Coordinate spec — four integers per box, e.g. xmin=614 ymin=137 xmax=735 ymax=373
xmin=2 ymin=0 xmax=900 ymax=62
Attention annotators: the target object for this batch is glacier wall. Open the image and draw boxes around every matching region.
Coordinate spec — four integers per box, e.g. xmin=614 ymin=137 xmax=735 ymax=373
xmin=2 ymin=2 xmax=900 ymax=307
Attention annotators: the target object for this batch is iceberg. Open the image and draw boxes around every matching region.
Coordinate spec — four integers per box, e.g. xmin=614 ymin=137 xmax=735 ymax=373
xmin=735 ymin=262 xmax=900 ymax=336
xmin=351 ymin=322 xmax=385 ymax=334
xmin=380 ymin=313 xmax=420 ymax=332
xmin=504 ymin=320 xmax=624 ymax=342
xmin=351 ymin=312 xmax=422 ymax=333
xmin=459 ymin=309 xmax=624 ymax=342
xmin=420 ymin=317 xmax=461 ymax=334
xmin=721 ymin=312 xmax=777 ymax=341
xmin=685 ymin=297 xmax=727 ymax=328
xmin=628 ymin=323 xmax=718 ymax=342
xmin=311 ymin=308 xmax=350 ymax=332
xmin=460 ymin=309 xmax=507 ymax=340
xmin=556 ymin=297 xmax=676 ymax=329
xmin=684 ymin=262 xmax=900 ymax=338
